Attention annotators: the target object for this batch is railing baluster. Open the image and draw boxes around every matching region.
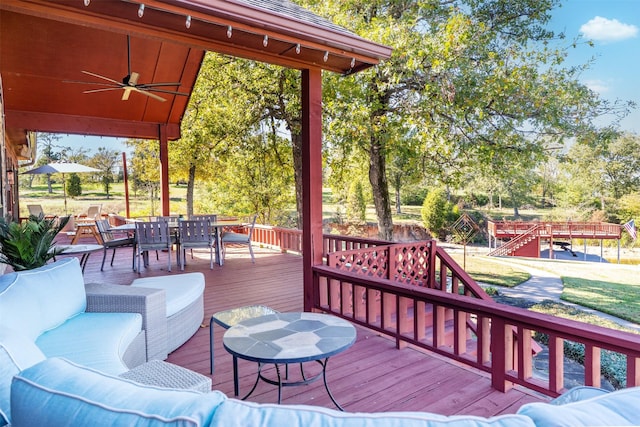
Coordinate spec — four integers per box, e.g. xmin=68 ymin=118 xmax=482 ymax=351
xmin=548 ymin=334 xmax=564 ymax=393
xmin=584 ymin=345 xmax=601 ymax=388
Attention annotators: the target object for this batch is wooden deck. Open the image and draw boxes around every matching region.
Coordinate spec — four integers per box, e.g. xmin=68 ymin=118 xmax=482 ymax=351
xmin=75 ymin=235 xmax=548 ymax=416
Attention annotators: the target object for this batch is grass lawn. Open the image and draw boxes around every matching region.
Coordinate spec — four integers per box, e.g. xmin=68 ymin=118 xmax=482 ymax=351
xmin=489 ymin=257 xmax=640 ymax=324
xmin=18 ymin=182 xmax=188 ymax=218
xmin=447 ymin=253 xmax=531 ymax=287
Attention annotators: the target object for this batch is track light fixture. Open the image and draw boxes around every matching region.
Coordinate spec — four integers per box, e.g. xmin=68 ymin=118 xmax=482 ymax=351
xmin=83 ymin=0 xmax=90 ymax=6
xmin=185 ymin=15 xmax=191 ymax=29
xmin=295 ymin=43 xmax=301 ymax=54
xmin=323 ymin=51 xmax=329 ymax=62
xmin=263 ymin=35 xmax=269 ymax=47
xmin=137 ymin=4 xmax=145 ymax=18
xmin=351 ymin=58 xmax=356 ymax=68
xmin=227 ymin=26 xmax=232 ymax=38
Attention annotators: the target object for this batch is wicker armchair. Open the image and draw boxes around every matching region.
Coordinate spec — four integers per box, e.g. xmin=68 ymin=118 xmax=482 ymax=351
xmin=84 ymin=283 xmax=169 ymax=362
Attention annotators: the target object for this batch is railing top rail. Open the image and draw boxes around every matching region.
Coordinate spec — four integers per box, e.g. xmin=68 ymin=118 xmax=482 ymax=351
xmin=434 ymin=246 xmax=491 ymax=301
xmin=323 ymin=233 xmax=391 ymax=246
xmin=313 ymin=265 xmax=640 ymax=354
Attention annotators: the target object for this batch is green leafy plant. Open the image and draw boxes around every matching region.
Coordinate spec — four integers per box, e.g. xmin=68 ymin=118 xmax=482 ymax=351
xmin=0 ymin=214 xmax=70 ymax=271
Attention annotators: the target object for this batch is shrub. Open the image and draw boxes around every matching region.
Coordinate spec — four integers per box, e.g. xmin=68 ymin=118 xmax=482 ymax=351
xmin=66 ymin=173 xmax=82 ymax=197
xmin=346 ymin=181 xmax=366 ymax=223
xmin=420 ymin=189 xmax=448 ymax=238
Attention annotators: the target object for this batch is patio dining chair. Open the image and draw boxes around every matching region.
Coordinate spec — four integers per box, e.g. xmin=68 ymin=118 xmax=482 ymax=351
xmin=86 ymin=204 xmax=102 ymax=220
xmin=27 ymin=204 xmax=45 ymax=218
xmin=135 ymin=221 xmax=173 ymax=273
xmin=221 ymin=214 xmax=257 ymax=263
xmin=95 ymin=219 xmax=136 ymax=271
xmin=178 ymin=219 xmax=215 ymax=270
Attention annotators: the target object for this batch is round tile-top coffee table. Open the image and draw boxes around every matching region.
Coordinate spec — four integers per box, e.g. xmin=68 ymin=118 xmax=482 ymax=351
xmin=223 ymin=312 xmax=356 ymax=410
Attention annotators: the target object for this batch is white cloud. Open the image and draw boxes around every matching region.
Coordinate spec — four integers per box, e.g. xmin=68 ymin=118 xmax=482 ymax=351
xmin=579 ymin=16 xmax=638 ymax=42
xmin=583 ymin=79 xmax=610 ymax=94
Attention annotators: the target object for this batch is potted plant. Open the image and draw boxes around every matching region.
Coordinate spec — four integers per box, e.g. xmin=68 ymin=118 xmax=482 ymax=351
xmin=0 ymin=214 xmax=70 ymax=271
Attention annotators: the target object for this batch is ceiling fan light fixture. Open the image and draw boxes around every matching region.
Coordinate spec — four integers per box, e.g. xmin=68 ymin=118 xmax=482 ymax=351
xmin=185 ymin=15 xmax=191 ymax=29
xmin=137 ymin=4 xmax=145 ymax=18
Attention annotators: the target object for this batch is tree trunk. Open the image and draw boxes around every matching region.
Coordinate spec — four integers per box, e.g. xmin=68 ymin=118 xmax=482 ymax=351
xmin=395 ymin=187 xmax=402 ymax=214
xmin=291 ymin=132 xmax=303 ymax=230
xmin=47 ymin=174 xmax=53 ymax=194
xmin=186 ymin=163 xmax=196 ymax=217
xmin=369 ymin=134 xmax=393 ymax=241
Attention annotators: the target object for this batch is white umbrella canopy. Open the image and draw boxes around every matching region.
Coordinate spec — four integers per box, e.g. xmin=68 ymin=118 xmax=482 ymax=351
xmin=22 ymin=162 xmax=101 ymax=214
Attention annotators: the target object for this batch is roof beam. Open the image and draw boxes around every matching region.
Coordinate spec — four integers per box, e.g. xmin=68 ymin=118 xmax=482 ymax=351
xmin=5 ymin=110 xmax=181 ymax=140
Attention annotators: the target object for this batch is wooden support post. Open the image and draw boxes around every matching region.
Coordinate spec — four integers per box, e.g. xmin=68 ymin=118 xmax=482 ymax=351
xmin=158 ymin=125 xmax=170 ymax=216
xmin=301 ymin=68 xmax=323 ymax=312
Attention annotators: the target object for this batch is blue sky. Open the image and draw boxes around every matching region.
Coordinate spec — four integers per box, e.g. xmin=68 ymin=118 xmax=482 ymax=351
xmin=58 ymin=0 xmax=639 ymax=156
xmin=547 ymin=0 xmax=639 ymax=133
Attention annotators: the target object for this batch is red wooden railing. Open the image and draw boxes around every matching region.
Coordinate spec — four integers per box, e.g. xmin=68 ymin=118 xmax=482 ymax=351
xmin=249 ymin=226 xmax=640 ymax=396
xmin=488 ymin=221 xmax=622 ymax=240
xmin=312 ymin=264 xmax=640 ymax=396
xmin=318 ymin=238 xmax=639 ymax=396
xmin=487 ymin=224 xmax=542 ymax=257
xmin=252 ymin=224 xmax=303 ymax=253
xmin=250 ymin=225 xmax=386 ymax=257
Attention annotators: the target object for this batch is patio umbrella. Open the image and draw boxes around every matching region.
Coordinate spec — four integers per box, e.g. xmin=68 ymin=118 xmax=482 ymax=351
xmin=22 ymin=162 xmax=100 ymax=214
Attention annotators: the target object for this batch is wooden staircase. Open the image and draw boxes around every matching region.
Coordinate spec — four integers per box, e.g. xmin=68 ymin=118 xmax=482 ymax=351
xmin=487 ymin=224 xmax=540 ymax=257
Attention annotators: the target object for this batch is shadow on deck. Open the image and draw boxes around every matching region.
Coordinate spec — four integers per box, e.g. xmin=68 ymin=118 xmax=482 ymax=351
xmin=73 ymin=235 xmax=548 ymax=416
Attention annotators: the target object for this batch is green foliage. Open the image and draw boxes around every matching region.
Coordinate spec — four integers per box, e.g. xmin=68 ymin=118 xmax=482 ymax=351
xmin=66 ymin=173 xmax=82 ymax=197
xmin=346 ymin=181 xmax=367 ymax=223
xmin=421 ymin=189 xmax=448 ymax=239
xmin=401 ymin=186 xmax=429 ymax=206
xmin=0 ymin=214 xmax=69 ymax=271
xmin=531 ymin=300 xmax=635 ymax=389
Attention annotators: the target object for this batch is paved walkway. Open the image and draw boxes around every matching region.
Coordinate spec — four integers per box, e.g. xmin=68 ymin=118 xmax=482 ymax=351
xmin=483 ymin=257 xmax=640 ymax=334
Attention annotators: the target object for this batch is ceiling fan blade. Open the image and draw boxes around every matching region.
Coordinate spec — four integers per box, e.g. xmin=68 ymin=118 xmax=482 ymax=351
xmin=83 ymin=88 xmax=122 ymax=94
xmin=121 ymin=87 xmax=134 ymax=101
xmin=64 ymin=80 xmax=120 ymax=88
xmin=130 ymin=86 xmax=167 ymax=102
xmin=81 ymin=70 xmax=123 ymax=86
xmin=142 ymin=88 xmax=190 ymax=97
xmin=138 ymin=82 xmax=183 ymax=88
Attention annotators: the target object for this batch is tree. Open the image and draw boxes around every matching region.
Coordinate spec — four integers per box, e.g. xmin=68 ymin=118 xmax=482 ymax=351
xmin=558 ymin=131 xmax=640 ymax=218
xmin=346 ymin=180 xmax=367 ymax=223
xmin=301 ymin=0 xmax=627 ymax=241
xmin=90 ymin=147 xmax=120 ymax=199
xmin=34 ymin=133 xmax=66 ymax=192
xmin=125 ymin=139 xmax=160 ymax=216
xmin=66 ymin=173 xmax=82 ymax=197
xmin=421 ymin=188 xmax=448 ymax=239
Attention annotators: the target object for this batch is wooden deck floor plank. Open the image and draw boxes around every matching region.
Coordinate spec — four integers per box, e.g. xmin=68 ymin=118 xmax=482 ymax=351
xmin=75 ymin=240 xmax=547 ymax=416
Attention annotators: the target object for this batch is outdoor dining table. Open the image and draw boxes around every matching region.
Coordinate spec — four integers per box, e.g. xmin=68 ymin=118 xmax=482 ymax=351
xmin=52 ymin=244 xmax=103 ymax=272
xmin=111 ymin=219 xmax=244 ymax=266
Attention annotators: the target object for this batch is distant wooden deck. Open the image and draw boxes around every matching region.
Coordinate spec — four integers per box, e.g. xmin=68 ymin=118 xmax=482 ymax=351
xmin=75 ymin=235 xmax=547 ymax=416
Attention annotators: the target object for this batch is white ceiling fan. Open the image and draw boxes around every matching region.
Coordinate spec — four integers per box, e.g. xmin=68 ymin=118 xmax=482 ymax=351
xmin=66 ymin=35 xmax=188 ymax=102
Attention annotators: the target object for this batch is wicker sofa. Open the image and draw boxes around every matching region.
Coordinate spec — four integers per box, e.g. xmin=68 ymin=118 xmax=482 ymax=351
xmin=0 ymin=258 xmax=205 ymax=425
xmin=7 ymin=357 xmax=640 ymax=427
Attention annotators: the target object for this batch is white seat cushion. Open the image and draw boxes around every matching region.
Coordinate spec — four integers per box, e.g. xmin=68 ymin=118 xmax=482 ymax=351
xmin=36 ymin=312 xmax=142 ymax=375
xmin=131 ymin=273 xmax=205 ymax=318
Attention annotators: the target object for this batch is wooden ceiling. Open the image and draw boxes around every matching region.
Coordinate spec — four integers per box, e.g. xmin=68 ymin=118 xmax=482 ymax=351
xmin=0 ymin=0 xmax=392 ymax=158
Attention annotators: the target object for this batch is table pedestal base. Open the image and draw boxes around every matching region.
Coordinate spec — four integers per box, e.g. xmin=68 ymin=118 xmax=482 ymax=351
xmin=241 ymin=358 xmax=344 ymax=411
